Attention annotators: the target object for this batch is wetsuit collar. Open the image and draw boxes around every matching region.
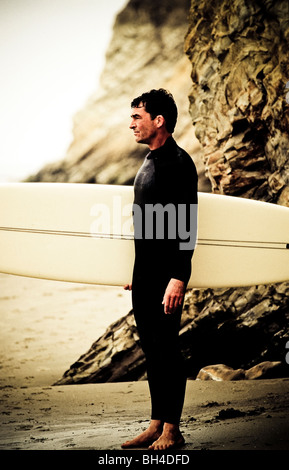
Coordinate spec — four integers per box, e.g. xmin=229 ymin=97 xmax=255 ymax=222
xmin=147 ymin=136 xmax=176 ymax=159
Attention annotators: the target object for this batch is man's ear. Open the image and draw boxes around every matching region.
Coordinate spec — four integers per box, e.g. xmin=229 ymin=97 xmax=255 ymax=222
xmin=155 ymin=115 xmax=165 ymax=128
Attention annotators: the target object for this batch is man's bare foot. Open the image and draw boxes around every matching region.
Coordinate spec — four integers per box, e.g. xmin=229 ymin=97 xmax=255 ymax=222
xmin=121 ymin=420 xmax=163 ymax=449
xmin=148 ymin=423 xmax=185 ymax=450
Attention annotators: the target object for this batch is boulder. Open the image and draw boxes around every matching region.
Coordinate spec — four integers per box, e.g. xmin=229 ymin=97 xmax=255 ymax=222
xmin=196 ymin=365 xmax=246 ymax=381
xmin=245 ymin=361 xmax=284 ymax=380
xmin=196 ymin=361 xmax=283 ymax=381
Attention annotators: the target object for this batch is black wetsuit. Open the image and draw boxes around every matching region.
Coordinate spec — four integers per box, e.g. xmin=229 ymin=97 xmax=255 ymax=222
xmin=132 ymin=136 xmax=198 ymax=425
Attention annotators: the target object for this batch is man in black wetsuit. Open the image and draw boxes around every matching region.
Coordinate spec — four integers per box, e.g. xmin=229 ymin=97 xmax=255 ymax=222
xmin=122 ymin=89 xmax=198 ymax=450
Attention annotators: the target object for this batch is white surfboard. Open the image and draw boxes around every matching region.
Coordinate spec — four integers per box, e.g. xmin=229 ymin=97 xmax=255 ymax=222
xmin=0 ymin=182 xmax=289 ymax=288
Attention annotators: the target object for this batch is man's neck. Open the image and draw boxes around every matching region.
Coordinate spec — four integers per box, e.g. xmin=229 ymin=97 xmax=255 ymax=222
xmin=148 ymin=132 xmax=172 ymax=151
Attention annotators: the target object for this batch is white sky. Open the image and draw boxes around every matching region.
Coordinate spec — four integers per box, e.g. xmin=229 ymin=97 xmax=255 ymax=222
xmin=0 ymin=0 xmax=126 ymax=182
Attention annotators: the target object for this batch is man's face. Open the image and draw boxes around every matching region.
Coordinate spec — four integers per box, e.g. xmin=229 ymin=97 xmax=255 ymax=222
xmin=129 ymin=104 xmax=157 ymax=145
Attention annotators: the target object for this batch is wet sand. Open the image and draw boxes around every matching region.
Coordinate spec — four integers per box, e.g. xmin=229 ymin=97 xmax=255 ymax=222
xmin=1 ymin=273 xmax=289 ymax=452
xmin=1 ymin=379 xmax=289 ymax=451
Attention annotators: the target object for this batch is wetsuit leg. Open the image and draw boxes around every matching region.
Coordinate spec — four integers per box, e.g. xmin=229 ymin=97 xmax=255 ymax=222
xmin=132 ymin=279 xmax=187 ymax=424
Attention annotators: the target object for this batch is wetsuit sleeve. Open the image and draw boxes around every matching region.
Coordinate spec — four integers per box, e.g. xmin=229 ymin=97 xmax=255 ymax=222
xmin=154 ymin=151 xmax=198 ymax=286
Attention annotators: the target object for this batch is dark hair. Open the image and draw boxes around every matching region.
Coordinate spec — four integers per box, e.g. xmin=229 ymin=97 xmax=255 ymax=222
xmin=131 ymin=88 xmax=178 ymax=133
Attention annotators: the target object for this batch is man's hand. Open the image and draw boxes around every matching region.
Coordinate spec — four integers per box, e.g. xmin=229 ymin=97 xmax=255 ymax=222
xmin=124 ymin=284 xmax=132 ymax=291
xmin=162 ymin=278 xmax=185 ymax=314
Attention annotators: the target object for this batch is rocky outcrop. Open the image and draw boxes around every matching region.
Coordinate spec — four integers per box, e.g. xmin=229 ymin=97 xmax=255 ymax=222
xmin=180 ymin=284 xmax=289 ymax=378
xmin=28 ymin=0 xmax=210 ymax=192
xmin=55 ymin=312 xmax=145 ymax=384
xmin=55 ymin=283 xmax=289 ymax=385
xmin=185 ymin=0 xmax=289 ymax=204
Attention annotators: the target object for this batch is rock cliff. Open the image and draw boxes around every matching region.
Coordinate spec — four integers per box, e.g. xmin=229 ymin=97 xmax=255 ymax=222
xmin=51 ymin=0 xmax=289 ymax=384
xmin=28 ymin=0 xmax=209 ymax=192
xmin=185 ymin=0 xmax=289 ymax=204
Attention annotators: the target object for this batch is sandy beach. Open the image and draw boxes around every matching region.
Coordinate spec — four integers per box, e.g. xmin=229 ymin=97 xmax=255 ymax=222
xmin=1 ymin=273 xmax=289 ymax=452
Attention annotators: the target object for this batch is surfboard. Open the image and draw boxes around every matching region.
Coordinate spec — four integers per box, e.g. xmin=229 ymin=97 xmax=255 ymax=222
xmin=0 ymin=182 xmax=289 ymax=288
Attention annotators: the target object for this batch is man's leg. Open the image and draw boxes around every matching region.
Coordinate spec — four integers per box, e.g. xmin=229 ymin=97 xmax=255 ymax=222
xmin=122 ymin=281 xmax=186 ymax=449
xmin=147 ymin=308 xmax=186 ymax=425
xmin=146 ymin=307 xmax=187 ymax=450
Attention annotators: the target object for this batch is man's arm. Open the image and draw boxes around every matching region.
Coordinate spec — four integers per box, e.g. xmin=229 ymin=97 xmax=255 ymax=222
xmin=157 ymin=150 xmax=197 ymax=315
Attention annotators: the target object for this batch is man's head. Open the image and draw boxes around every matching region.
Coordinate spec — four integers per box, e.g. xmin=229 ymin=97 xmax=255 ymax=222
xmin=130 ymin=89 xmax=178 ymax=149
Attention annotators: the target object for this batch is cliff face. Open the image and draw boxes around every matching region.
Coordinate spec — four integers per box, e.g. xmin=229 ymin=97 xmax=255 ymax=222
xmin=29 ymin=0 xmax=209 ymax=191
xmin=185 ymin=0 xmax=289 ymax=204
